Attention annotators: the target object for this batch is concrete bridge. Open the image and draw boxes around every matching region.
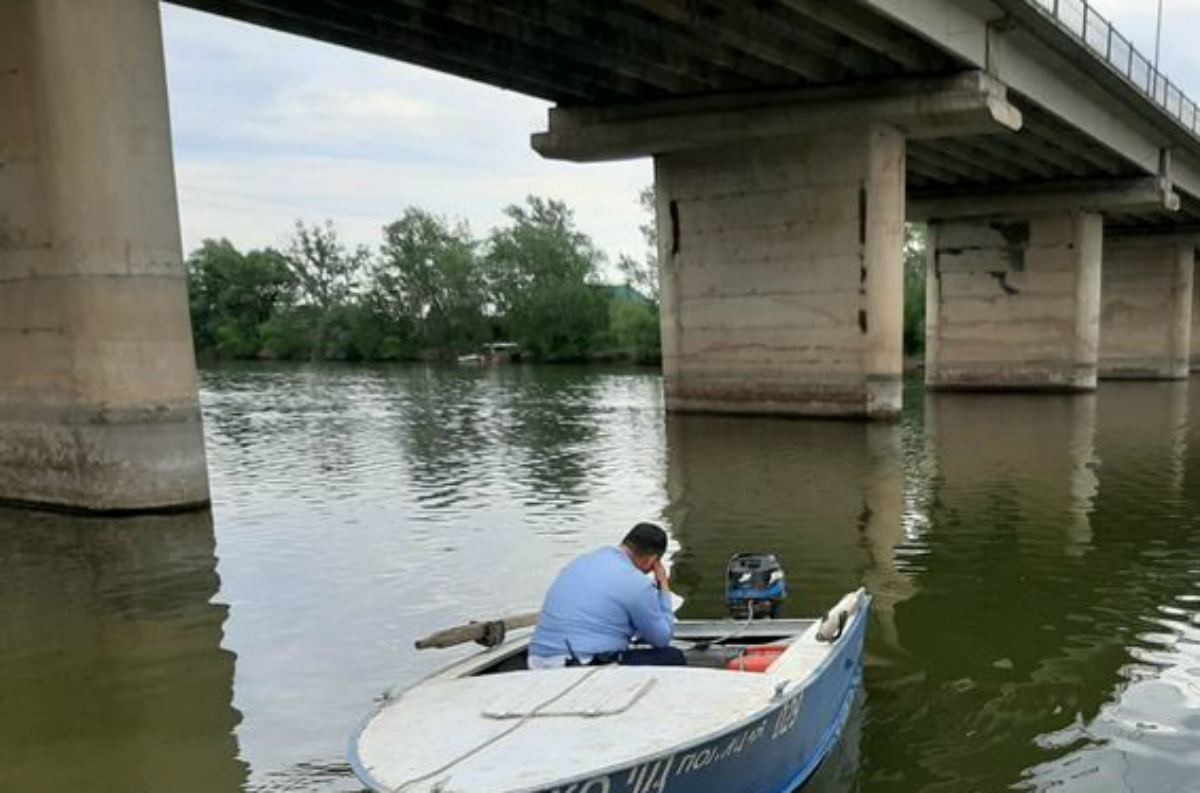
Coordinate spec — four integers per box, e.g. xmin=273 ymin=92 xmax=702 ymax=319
xmin=4 ymin=0 xmax=1200 ymax=512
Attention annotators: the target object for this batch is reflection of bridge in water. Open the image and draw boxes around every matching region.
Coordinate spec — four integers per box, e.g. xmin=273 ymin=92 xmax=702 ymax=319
xmin=662 ymin=413 xmax=911 ymax=656
xmin=869 ymin=384 xmax=1199 ymax=790
xmin=0 ymin=508 xmax=246 ymax=793
xmin=661 ymin=380 xmax=1200 ymax=790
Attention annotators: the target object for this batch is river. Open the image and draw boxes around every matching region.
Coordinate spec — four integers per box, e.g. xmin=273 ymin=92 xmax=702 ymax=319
xmin=2 ymin=364 xmax=1199 ymax=792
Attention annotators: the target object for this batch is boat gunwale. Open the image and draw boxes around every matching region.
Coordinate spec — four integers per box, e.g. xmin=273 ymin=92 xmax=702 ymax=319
xmin=428 ymin=617 xmax=822 ymax=682
xmin=349 ymin=594 xmax=869 ymax=793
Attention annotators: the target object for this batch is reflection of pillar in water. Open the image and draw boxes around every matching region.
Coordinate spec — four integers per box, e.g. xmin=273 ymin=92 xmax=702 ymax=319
xmin=869 ymin=393 xmax=1109 ymax=788
xmin=1094 ymin=381 xmax=1189 ymax=498
xmin=0 ymin=508 xmax=246 ymax=793
xmin=858 ymin=422 xmax=915 ymax=657
xmin=1020 ymin=382 xmax=1196 ymax=793
xmin=662 ymin=414 xmax=913 ymax=640
xmin=925 ymin=391 xmax=1098 ymax=556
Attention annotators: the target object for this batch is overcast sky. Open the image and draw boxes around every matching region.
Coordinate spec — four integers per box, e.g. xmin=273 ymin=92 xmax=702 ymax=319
xmin=160 ymin=0 xmax=1200 ymax=270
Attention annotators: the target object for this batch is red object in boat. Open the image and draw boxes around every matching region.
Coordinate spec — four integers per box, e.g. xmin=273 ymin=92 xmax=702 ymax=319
xmin=726 ymin=645 xmax=787 ymax=673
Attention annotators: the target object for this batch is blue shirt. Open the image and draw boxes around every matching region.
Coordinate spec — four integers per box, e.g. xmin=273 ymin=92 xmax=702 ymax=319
xmin=530 ymin=546 xmax=675 ymax=659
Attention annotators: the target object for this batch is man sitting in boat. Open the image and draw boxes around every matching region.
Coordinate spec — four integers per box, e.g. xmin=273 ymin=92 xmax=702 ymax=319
xmin=528 ymin=523 xmax=686 ymax=669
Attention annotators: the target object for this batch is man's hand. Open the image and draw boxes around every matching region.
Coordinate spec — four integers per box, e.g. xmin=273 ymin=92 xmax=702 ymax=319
xmin=652 ymin=559 xmax=671 ymax=593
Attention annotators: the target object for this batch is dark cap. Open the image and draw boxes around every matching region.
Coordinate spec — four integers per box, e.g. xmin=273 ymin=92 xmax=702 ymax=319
xmin=622 ymin=522 xmax=668 ymax=557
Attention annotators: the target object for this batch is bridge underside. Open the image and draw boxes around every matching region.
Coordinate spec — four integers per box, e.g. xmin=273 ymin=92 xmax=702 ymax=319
xmin=173 ymin=0 xmax=1200 ymax=233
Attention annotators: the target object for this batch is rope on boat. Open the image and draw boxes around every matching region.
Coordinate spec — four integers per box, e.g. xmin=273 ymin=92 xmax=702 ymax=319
xmin=686 ymin=613 xmax=755 ymax=651
xmin=391 ymin=666 xmax=606 ymax=793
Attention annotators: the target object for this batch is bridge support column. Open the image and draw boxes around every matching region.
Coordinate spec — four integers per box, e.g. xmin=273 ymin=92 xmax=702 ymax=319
xmin=0 ymin=0 xmax=209 ymax=512
xmin=653 ymin=128 xmax=905 ymax=417
xmin=1193 ymin=258 xmax=1200 ymax=372
xmin=1099 ymin=237 xmax=1194 ymax=380
xmin=533 ymin=72 xmax=1021 ymax=418
xmin=925 ymin=212 xmax=1103 ymax=391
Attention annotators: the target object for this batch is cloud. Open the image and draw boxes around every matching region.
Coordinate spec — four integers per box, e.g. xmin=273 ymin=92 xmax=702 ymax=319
xmin=174 ymin=151 xmax=651 ymax=273
xmin=160 ymin=4 xmax=652 ymax=271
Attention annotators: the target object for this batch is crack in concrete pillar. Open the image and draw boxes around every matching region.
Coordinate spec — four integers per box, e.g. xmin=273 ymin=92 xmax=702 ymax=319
xmin=925 ymin=211 xmax=1103 ymax=391
xmin=656 ymin=126 xmax=905 ymax=418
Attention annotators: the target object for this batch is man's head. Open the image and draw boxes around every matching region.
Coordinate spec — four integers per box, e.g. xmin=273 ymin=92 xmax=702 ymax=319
xmin=621 ymin=522 xmax=668 ymax=573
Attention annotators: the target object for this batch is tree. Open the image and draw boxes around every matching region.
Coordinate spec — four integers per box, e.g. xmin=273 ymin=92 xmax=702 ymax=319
xmin=904 ymin=224 xmax=927 ymax=355
xmin=375 ymin=208 xmax=486 ymax=357
xmin=186 ymin=238 xmax=295 ymax=359
xmin=485 ymin=197 xmax=608 ymax=360
xmin=259 ymin=306 xmax=318 ymax=361
xmin=609 ymin=300 xmax=661 ymax=363
xmin=616 ymin=185 xmax=661 ymax=302
xmin=283 ymin=220 xmax=370 ymax=359
xmin=340 ymin=294 xmax=414 ymax=362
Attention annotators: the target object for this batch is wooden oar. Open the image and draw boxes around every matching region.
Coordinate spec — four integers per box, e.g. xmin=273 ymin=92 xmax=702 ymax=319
xmin=414 ymin=612 xmax=540 ymax=649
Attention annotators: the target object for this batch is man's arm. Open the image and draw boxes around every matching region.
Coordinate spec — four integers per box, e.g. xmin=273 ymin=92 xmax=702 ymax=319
xmin=628 ymin=562 xmax=675 ymax=648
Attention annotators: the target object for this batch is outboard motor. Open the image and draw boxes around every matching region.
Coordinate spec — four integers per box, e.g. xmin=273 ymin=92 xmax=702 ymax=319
xmin=726 ymin=553 xmax=787 ymax=619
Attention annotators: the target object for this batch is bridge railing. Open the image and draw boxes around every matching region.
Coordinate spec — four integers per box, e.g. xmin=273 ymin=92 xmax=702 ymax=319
xmin=1030 ymin=0 xmax=1199 ymax=138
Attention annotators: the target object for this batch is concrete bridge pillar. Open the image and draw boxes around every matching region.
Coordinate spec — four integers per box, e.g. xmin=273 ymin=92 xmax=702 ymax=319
xmin=1193 ymin=258 xmax=1200 ymax=372
xmin=925 ymin=212 xmax=1103 ymax=391
xmin=534 ymin=72 xmax=1021 ymax=418
xmin=1099 ymin=237 xmax=1194 ymax=380
xmin=0 ymin=0 xmax=209 ymax=512
xmin=653 ymin=127 xmax=905 ymax=417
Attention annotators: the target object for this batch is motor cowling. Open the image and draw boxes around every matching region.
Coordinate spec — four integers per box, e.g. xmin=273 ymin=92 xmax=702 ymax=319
xmin=726 ymin=553 xmax=787 ymax=619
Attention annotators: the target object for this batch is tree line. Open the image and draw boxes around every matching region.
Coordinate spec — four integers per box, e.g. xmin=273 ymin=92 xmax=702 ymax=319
xmin=187 ymin=190 xmax=927 ymax=366
xmin=186 ymin=195 xmax=662 ymax=364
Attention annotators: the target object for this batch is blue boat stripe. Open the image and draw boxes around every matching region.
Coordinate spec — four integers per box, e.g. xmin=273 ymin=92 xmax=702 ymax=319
xmin=766 ymin=617 xmax=867 ymax=793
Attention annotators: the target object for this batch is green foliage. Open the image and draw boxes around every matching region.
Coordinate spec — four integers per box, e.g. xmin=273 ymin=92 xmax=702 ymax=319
xmin=609 ymin=301 xmax=661 ymax=362
xmin=260 ymin=307 xmax=317 ymax=361
xmin=516 ymin=279 xmax=610 ymax=361
xmin=213 ymin=321 xmax=260 ymax=359
xmin=376 ymin=208 xmax=486 ymax=358
xmin=186 ymin=238 xmax=295 ymax=360
xmin=185 ymin=194 xmax=667 ymax=366
xmin=317 ymin=302 xmax=415 ymax=362
xmin=904 ymin=224 xmax=927 ymax=356
xmin=486 ymin=197 xmax=609 ymax=360
xmin=284 ymin=220 xmax=370 ymax=360
xmin=285 ymin=220 xmax=367 ymax=311
xmin=341 ymin=297 xmax=414 ymax=362
xmin=616 ymin=186 xmax=660 ymax=303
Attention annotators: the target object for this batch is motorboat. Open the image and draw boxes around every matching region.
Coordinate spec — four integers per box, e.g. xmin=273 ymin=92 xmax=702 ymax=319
xmin=349 ymin=557 xmax=869 ymax=793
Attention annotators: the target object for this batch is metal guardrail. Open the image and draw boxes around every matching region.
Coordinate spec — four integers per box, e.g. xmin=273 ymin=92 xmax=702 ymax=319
xmin=1029 ymin=0 xmax=1199 ymax=139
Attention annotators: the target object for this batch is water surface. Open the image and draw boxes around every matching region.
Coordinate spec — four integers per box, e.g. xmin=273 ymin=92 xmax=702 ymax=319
xmin=3 ymin=364 xmax=1199 ymax=792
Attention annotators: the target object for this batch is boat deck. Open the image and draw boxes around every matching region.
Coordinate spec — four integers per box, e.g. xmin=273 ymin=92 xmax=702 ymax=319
xmin=352 ymin=615 xmax=844 ymax=793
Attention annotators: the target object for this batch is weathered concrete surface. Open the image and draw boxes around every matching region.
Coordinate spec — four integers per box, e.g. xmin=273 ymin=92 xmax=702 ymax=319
xmin=533 ymin=71 xmax=1020 ymax=162
xmin=909 ymin=177 xmax=1178 ymax=222
xmin=656 ymin=127 xmax=905 ymax=418
xmin=925 ymin=212 xmax=1103 ymax=391
xmin=0 ymin=0 xmax=209 ymax=512
xmin=1099 ymin=238 xmax=1194 ymax=380
xmin=1192 ymin=260 xmax=1200 ymax=372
